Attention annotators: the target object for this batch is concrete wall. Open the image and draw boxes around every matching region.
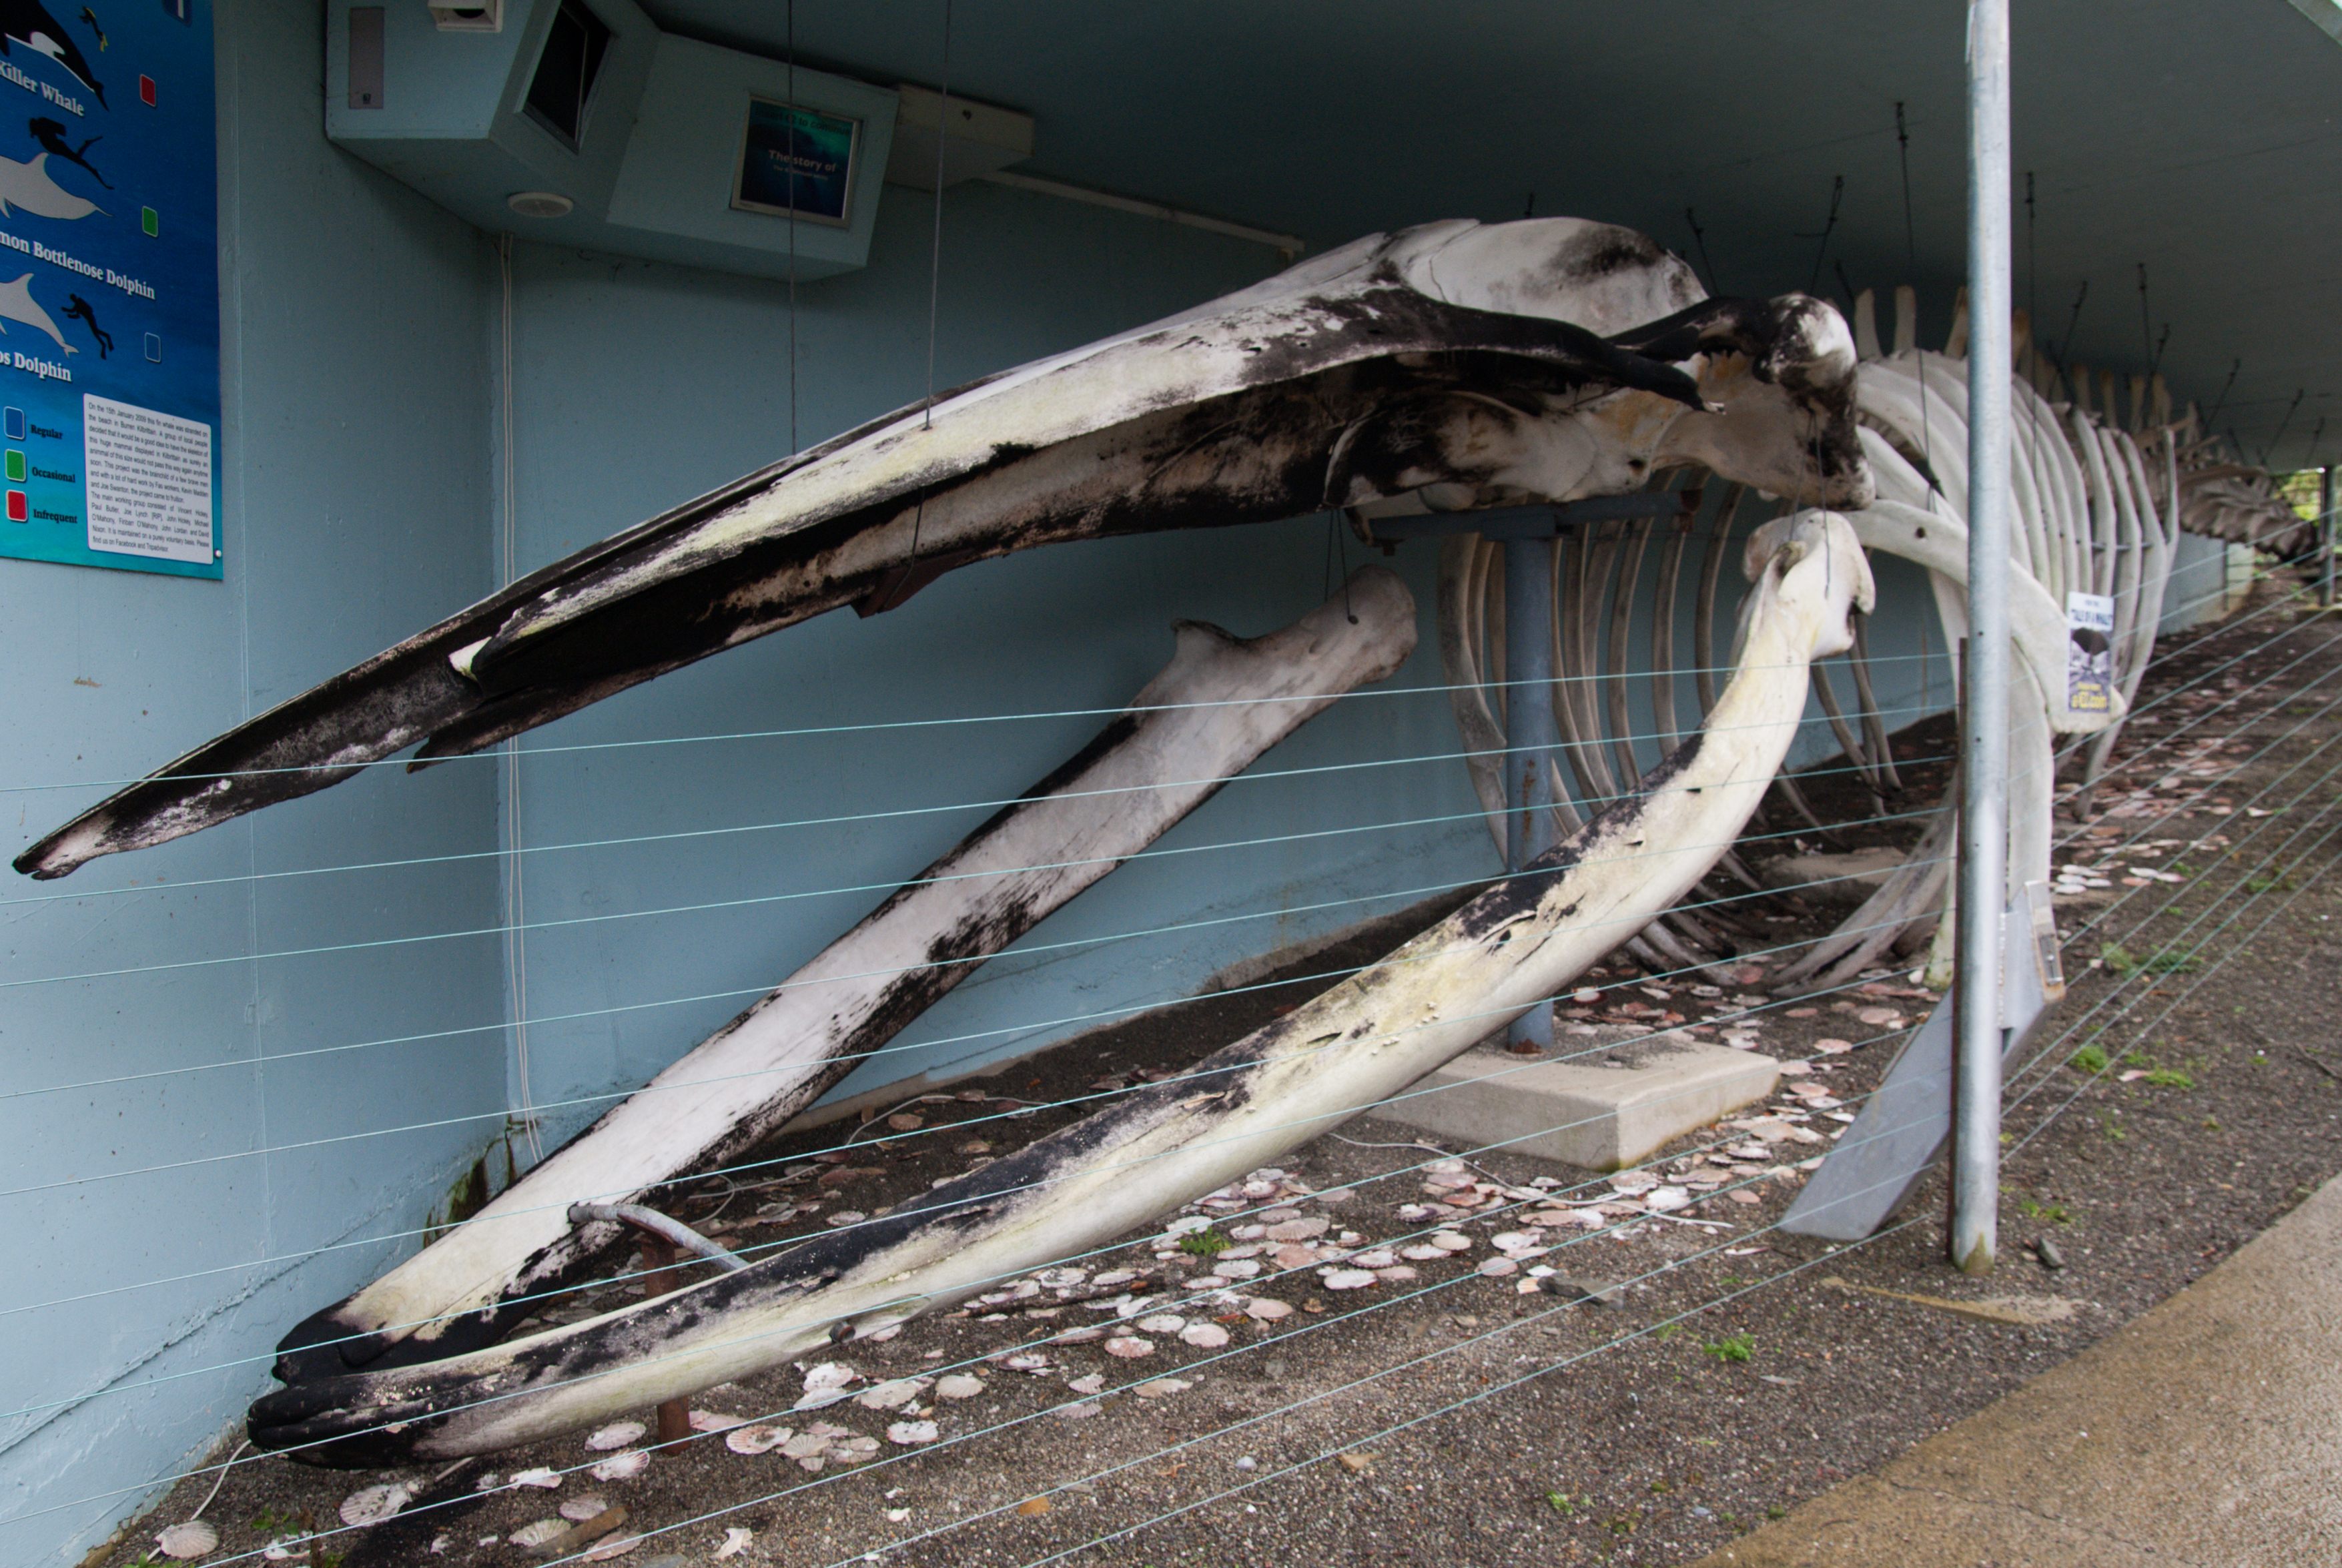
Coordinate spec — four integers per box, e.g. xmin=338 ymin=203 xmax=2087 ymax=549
xmin=0 ymin=6 xmax=505 ymax=1562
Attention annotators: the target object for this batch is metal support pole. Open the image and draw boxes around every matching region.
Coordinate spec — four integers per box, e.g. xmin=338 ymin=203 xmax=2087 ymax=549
xmin=2321 ymin=466 xmax=2335 ymax=610
xmin=1503 ymin=535 xmax=1560 ymax=1053
xmin=1952 ymin=0 xmax=2012 ymax=1276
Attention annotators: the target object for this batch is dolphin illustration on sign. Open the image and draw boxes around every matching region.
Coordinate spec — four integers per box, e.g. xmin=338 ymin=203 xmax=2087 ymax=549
xmin=0 ymin=270 xmax=80 ymax=351
xmin=0 ymin=149 xmax=102 ymax=218
xmin=0 ymin=0 xmax=105 ymax=107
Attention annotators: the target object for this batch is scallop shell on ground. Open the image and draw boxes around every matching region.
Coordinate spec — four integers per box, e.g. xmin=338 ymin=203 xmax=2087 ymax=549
xmin=338 ymin=1484 xmax=411 ymax=1527
xmin=725 ymin=1424 xmax=790 ymax=1455
xmin=589 ymin=1449 xmax=650 ymax=1481
xmin=584 ymin=1420 xmax=647 ymax=1451
xmin=154 ymin=1521 xmax=219 ymax=1560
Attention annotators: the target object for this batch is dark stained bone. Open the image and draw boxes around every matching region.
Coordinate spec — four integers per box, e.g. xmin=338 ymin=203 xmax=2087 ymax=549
xmin=19 ymin=218 xmax=1869 ymax=881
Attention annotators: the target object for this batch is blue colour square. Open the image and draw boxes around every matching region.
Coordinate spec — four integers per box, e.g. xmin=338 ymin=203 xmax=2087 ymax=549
xmin=144 ymin=333 xmax=161 ymax=363
xmin=2 ymin=408 xmax=20 ymax=441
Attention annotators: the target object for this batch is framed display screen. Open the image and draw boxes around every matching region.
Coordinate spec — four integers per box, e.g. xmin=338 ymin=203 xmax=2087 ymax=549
xmin=731 ymin=97 xmax=860 ymax=226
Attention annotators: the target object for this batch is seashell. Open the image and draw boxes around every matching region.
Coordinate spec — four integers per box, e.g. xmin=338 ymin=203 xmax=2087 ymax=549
xmin=589 ymin=1450 xmax=649 ymax=1481
xmin=584 ymin=1421 xmax=646 ymax=1451
xmin=725 ymin=1425 xmax=788 ymax=1455
xmin=154 ymin=1521 xmax=219 ymax=1559
xmin=338 ymin=1485 xmax=411 ymax=1528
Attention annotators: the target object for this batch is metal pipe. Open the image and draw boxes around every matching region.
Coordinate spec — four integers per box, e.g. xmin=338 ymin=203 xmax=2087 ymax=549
xmin=1503 ymin=534 xmax=1561 ymax=1052
xmin=1952 ymin=0 xmax=2012 ymax=1277
xmin=2313 ymin=465 xmax=2330 ymax=600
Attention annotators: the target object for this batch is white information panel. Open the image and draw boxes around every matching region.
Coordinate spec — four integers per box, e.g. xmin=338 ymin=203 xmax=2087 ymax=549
xmin=83 ymin=393 xmax=214 ymax=564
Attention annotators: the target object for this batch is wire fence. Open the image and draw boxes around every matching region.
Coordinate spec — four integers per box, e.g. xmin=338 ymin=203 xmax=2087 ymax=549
xmin=5 ymin=544 xmax=2337 ymax=1567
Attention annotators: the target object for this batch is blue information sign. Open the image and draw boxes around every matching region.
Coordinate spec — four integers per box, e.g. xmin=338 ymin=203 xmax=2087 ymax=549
xmin=0 ymin=0 xmax=217 ymax=580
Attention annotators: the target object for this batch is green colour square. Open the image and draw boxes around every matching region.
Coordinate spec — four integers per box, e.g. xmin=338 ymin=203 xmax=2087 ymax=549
xmin=141 ymin=206 xmax=158 ymax=236
xmin=4 ymin=451 xmax=21 ymax=482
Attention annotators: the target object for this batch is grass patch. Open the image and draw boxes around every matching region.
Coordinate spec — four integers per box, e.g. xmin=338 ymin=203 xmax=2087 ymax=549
xmin=1177 ymin=1227 xmax=1230 ymax=1258
xmin=2141 ymin=1067 xmax=2196 ymax=1090
xmin=2099 ymin=942 xmax=2201 ymax=978
xmin=2018 ymin=1197 xmax=2072 ymax=1224
xmin=2072 ymin=1044 xmax=2109 ymax=1074
xmin=1702 ymin=1332 xmax=1755 ymax=1363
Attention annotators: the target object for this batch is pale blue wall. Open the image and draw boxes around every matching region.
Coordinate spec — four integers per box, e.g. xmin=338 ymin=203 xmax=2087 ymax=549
xmin=2161 ymin=530 xmax=2253 ymax=633
xmin=0 ymin=6 xmax=505 ymax=1563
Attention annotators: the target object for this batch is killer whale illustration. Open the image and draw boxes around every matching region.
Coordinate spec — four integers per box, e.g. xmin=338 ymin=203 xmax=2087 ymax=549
xmin=0 ymin=270 xmax=79 ymax=352
xmin=0 ymin=147 xmax=101 ymax=218
xmin=0 ymin=0 xmax=105 ymax=107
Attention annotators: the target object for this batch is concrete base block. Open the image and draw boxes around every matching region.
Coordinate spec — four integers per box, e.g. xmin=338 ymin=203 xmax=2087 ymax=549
xmin=1379 ymin=1026 xmax=1780 ymax=1171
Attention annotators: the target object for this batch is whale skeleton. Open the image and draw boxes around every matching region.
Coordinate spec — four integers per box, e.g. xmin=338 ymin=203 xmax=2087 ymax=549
xmin=246 ymin=511 xmax=1874 ymax=1463
xmin=269 ymin=569 xmax=1422 ymax=1386
xmin=13 ymin=216 xmax=1894 ymax=1459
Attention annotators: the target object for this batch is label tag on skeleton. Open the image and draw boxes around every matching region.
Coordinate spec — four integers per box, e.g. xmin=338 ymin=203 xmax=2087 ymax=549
xmin=2064 ymin=592 xmax=2115 ymax=715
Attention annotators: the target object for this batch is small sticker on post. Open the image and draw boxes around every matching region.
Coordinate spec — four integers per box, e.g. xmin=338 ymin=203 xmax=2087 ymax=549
xmin=2065 ymin=591 xmax=2114 ymax=715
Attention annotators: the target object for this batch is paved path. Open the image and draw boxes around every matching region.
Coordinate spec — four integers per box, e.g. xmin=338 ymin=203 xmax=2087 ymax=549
xmin=1687 ymin=1174 xmax=2342 ymax=1567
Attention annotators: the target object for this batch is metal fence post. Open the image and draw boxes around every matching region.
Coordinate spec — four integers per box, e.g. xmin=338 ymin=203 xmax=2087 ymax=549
xmin=1503 ymin=534 xmax=1561 ymax=1052
xmin=2322 ymin=465 xmax=2335 ymax=610
xmin=1952 ymin=0 xmax=2012 ymax=1276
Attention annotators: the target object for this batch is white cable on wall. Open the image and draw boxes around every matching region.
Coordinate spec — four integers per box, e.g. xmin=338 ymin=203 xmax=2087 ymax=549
xmin=500 ymin=232 xmax=542 ymax=1168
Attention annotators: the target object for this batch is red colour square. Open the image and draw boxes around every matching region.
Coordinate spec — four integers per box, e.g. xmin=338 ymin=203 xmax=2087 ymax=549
xmin=5 ymin=490 xmax=25 ymax=522
xmin=139 ymin=75 xmax=157 ymax=107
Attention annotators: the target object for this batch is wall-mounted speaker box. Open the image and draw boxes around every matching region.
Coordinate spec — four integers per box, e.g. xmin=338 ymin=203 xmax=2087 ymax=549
xmin=326 ymin=0 xmax=936 ymax=280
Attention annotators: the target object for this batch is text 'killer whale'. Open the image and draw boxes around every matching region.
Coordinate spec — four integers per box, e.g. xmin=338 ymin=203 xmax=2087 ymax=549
xmin=0 ymin=0 xmax=104 ymax=107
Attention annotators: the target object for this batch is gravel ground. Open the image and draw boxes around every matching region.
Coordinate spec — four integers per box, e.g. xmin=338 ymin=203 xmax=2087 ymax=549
xmin=101 ymin=576 xmax=2342 ymax=1568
